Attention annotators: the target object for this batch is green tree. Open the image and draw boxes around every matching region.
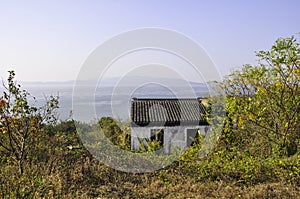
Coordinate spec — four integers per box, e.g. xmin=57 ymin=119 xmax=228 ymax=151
xmin=0 ymin=71 xmax=59 ymax=174
xmin=99 ymin=117 xmax=121 ymax=144
xmin=222 ymin=36 xmax=300 ymax=156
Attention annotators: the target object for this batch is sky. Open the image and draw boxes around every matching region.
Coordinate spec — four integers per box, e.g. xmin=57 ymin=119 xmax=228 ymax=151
xmin=0 ymin=0 xmax=299 ymax=82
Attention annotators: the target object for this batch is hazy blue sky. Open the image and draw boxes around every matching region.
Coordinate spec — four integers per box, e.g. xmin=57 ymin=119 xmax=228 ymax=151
xmin=0 ymin=0 xmax=299 ymax=82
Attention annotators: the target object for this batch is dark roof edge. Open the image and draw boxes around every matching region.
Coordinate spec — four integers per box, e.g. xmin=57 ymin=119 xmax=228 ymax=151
xmin=130 ymin=121 xmax=209 ymax=127
xmin=131 ymin=97 xmax=204 ymax=101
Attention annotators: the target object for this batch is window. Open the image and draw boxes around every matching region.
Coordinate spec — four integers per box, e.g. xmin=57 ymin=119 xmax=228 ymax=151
xmin=150 ymin=129 xmax=164 ymax=146
xmin=186 ymin=128 xmax=200 ymax=147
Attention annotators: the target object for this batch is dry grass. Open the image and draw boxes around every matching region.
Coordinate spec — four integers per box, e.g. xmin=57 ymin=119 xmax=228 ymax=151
xmin=1 ymin=153 xmax=299 ymax=199
xmin=0 ymin=124 xmax=299 ymax=198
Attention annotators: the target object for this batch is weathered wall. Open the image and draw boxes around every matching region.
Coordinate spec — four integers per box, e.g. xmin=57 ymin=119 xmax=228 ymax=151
xmin=131 ymin=125 xmax=211 ymax=153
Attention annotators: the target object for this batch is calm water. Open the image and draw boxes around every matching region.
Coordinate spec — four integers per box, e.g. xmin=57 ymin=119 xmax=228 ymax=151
xmin=13 ymin=83 xmax=209 ymax=123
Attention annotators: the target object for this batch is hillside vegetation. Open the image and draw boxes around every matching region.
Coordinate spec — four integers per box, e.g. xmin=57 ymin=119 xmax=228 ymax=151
xmin=0 ymin=36 xmax=299 ymax=198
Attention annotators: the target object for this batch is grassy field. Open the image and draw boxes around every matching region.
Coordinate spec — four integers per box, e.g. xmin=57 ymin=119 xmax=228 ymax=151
xmin=0 ymin=124 xmax=299 ymax=198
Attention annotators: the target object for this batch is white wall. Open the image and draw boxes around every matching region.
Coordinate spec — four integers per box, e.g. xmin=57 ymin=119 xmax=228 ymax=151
xmin=131 ymin=125 xmax=211 ymax=153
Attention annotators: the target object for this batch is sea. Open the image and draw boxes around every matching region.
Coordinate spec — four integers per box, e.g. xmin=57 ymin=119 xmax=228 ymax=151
xmin=4 ymin=80 xmax=209 ymax=123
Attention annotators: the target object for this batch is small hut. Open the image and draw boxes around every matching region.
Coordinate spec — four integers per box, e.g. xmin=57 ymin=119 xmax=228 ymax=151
xmin=130 ymin=98 xmax=210 ymax=153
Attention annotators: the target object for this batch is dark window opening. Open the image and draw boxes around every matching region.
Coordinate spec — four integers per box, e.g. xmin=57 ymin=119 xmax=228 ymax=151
xmin=150 ymin=129 xmax=164 ymax=147
xmin=186 ymin=129 xmax=201 ymax=147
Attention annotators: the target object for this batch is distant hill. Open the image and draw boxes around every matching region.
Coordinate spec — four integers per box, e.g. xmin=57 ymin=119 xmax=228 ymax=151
xmin=20 ymin=76 xmax=208 ymax=88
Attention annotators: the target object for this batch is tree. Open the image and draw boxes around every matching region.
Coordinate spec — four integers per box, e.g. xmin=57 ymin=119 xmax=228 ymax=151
xmin=98 ymin=117 xmax=123 ymax=145
xmin=222 ymin=36 xmax=300 ymax=156
xmin=98 ymin=117 xmax=130 ymax=149
xmin=0 ymin=71 xmax=59 ymax=174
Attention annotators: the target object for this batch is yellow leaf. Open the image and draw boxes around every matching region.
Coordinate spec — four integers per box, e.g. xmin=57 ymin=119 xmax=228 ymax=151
xmin=249 ymin=113 xmax=255 ymax=121
xmin=284 ymin=122 xmax=289 ymax=128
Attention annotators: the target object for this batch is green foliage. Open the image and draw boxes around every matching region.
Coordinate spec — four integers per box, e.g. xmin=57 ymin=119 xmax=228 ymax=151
xmin=138 ymin=129 xmax=165 ymax=152
xmin=99 ymin=117 xmax=122 ymax=144
xmin=98 ymin=117 xmax=130 ymax=150
xmin=222 ymin=36 xmax=300 ymax=156
xmin=0 ymin=71 xmax=59 ymax=174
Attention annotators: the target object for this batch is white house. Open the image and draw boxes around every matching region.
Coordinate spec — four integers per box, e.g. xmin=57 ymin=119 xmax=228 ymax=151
xmin=130 ymin=98 xmax=210 ymax=154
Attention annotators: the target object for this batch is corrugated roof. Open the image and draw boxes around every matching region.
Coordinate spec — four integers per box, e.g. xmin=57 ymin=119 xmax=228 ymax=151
xmin=131 ymin=98 xmax=208 ymax=127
